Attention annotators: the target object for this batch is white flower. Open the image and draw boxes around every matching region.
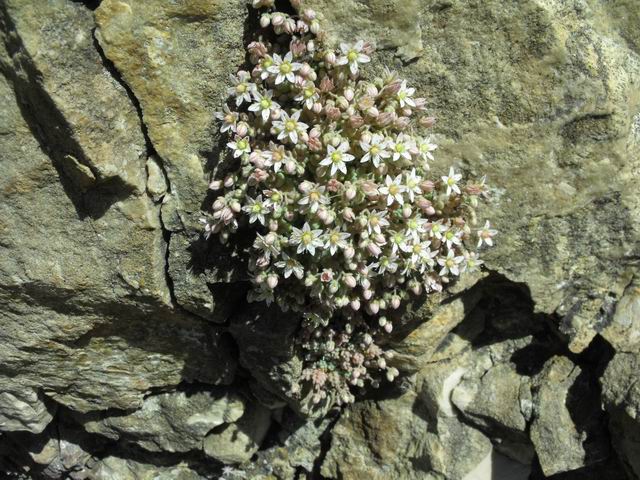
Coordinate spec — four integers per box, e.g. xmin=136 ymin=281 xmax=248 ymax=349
xmin=324 ymin=229 xmax=351 ymax=255
xmin=441 ymin=166 xmax=462 ymax=196
xmin=273 ymin=110 xmax=308 ymax=144
xmin=443 ymin=228 xmax=463 ymax=249
xmin=375 ymin=255 xmax=399 ymax=274
xmin=268 ymin=52 xmax=302 ymax=85
xmin=227 ymin=137 xmax=251 ymax=158
xmin=417 ymin=137 xmax=437 ymax=162
xmin=437 ymin=249 xmax=465 ymax=276
xmin=397 ymin=80 xmax=416 ymax=108
xmin=404 ymin=168 xmax=422 ymax=202
xmin=389 ymin=230 xmax=409 ymax=255
xmin=248 ymin=90 xmax=280 ymax=122
xmin=360 ymin=134 xmax=390 ymax=168
xmin=242 ymin=195 xmax=271 ymax=225
xmin=275 ymin=253 xmax=304 ymax=279
xmin=429 ymin=220 xmax=448 ymax=240
xmin=319 ymin=141 xmax=354 ymax=176
xmin=215 ymin=104 xmax=238 ymax=133
xmin=366 ymin=210 xmax=390 ymax=234
xmin=462 ymin=252 xmax=484 ymax=273
xmin=298 ymin=184 xmax=328 ymax=213
xmin=389 ymin=133 xmax=413 ymax=162
xmin=228 ymin=71 xmax=253 ymax=106
xmin=379 ymin=174 xmax=406 ymax=206
xmin=294 ymin=81 xmax=320 ymax=109
xmin=477 ymin=220 xmax=497 ymax=247
xmin=404 ymin=216 xmax=427 ymax=241
xmin=337 ymin=40 xmax=371 ymax=75
xmin=290 ymin=223 xmax=324 ymax=255
xmin=253 ymin=232 xmax=280 ymax=260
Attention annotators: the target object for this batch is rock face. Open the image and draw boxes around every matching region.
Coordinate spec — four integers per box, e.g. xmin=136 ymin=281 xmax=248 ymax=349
xmin=0 ymin=0 xmax=638 ymax=479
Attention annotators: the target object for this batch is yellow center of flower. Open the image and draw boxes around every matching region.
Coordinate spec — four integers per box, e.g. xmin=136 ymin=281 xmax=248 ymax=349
xmin=370 ymin=216 xmax=379 ymax=226
xmin=252 ymin=204 xmax=262 ymax=213
xmin=262 ymin=58 xmax=273 ymax=68
xmin=447 ymin=178 xmax=456 ymax=186
xmin=408 ymin=219 xmax=417 ymax=229
xmin=280 ymin=62 xmax=292 ymax=74
xmin=446 ymin=258 xmax=455 ymax=268
xmin=271 ymin=192 xmax=281 ymax=202
xmin=237 ymin=140 xmax=248 ymax=150
xmin=395 ymin=144 xmax=405 ymax=153
xmin=347 ymin=50 xmax=358 ymax=62
xmin=224 ymin=113 xmax=235 ymax=123
xmin=412 ymin=244 xmax=422 ymax=254
xmin=309 ymin=191 xmax=320 ymax=201
xmin=260 ymin=98 xmax=271 ymax=109
xmin=285 ymin=120 xmax=296 ymax=131
xmin=331 ymin=152 xmax=343 ymax=163
xmin=432 ymin=224 xmax=440 ymax=232
xmin=236 ymin=83 xmax=247 ymax=93
xmin=304 ymin=87 xmax=315 ymax=98
xmin=398 ymin=92 xmax=407 ymax=100
xmin=301 ymin=232 xmax=312 ymax=245
xmin=370 ymin=145 xmax=379 ymax=156
xmin=388 ymin=184 xmax=399 ymax=195
xmin=446 ymin=231 xmax=454 ymax=240
xmin=330 ymin=233 xmax=340 ymax=244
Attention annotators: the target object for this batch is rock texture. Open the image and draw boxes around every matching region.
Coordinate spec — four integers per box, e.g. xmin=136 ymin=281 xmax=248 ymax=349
xmin=0 ymin=0 xmax=639 ymax=479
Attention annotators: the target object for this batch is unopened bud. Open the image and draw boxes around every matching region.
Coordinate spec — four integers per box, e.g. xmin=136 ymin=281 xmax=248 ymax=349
xmin=266 ymin=274 xmax=278 ymax=289
xmin=209 ymin=179 xmax=223 ymax=190
xmin=260 ymin=14 xmax=271 ymax=28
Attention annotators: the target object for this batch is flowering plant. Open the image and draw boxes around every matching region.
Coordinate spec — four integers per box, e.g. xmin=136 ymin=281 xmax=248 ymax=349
xmin=204 ymin=0 xmax=496 ymax=406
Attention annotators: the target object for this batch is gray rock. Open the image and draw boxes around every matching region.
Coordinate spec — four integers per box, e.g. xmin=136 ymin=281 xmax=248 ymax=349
xmin=0 ymin=382 xmax=54 ymax=434
xmin=530 ymin=356 xmax=609 ymax=476
xmin=602 ymin=276 xmax=640 ymax=353
xmin=601 ymin=351 xmax=640 ymax=479
xmin=203 ymin=400 xmax=271 ymax=464
xmin=91 ymin=456 xmax=204 ymax=480
xmin=94 ymin=0 xmax=248 ymax=322
xmin=0 ymin=40 xmax=235 ymax=415
xmin=79 ymin=389 xmax=245 ymax=453
xmin=0 ymin=0 xmax=147 ymax=192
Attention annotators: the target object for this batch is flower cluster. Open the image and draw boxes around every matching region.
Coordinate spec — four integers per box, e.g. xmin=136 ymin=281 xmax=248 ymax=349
xmin=204 ymin=0 xmax=496 ymax=407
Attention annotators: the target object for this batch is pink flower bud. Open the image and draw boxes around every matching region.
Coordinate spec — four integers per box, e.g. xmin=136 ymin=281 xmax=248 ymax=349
xmin=320 ymin=269 xmax=333 ymax=282
xmin=296 ymin=20 xmax=309 ymax=34
xmin=285 ymin=18 xmax=297 ymax=33
xmin=336 ymin=96 xmax=349 ymax=110
xmin=236 ymin=122 xmax=249 ymax=137
xmin=381 ymin=80 xmax=402 ymax=97
xmin=209 ymin=179 xmax=223 ymax=191
xmin=271 ymin=13 xmax=285 ymax=26
xmin=395 ymin=116 xmax=410 ymax=130
xmin=269 ymin=220 xmax=279 ymax=231
xmin=367 ymin=242 xmax=382 ymax=257
xmin=344 ymin=274 xmax=357 ymax=288
xmin=319 ymin=76 xmax=334 ymax=92
xmin=377 ymin=111 xmax=395 ymax=127
xmin=310 ymin=20 xmax=321 ymax=35
xmin=345 ymin=186 xmax=357 ymax=200
xmin=373 ymin=233 xmax=385 ymax=244
xmin=342 ymin=207 xmax=355 ymax=222
xmin=285 ymin=159 xmax=296 ymax=174
xmin=414 ymin=97 xmax=427 ymax=110
xmin=224 ymin=176 xmax=235 ymax=188
xmin=290 ymin=0 xmax=302 ymax=7
xmin=299 ymin=63 xmax=313 ymax=77
xmin=384 ymin=322 xmax=393 ymax=333
xmin=350 ymin=298 xmax=361 ymax=311
xmin=317 ymin=209 xmax=328 ymax=223
xmin=419 ymin=116 xmax=436 ymax=128
xmin=411 ymin=282 xmax=423 ymax=295
xmin=299 ymin=181 xmax=312 ymax=193
xmin=368 ymin=301 xmax=380 ymax=315
xmin=420 ymin=180 xmax=435 ymax=193
xmin=325 ymin=106 xmax=341 ymax=120
xmin=402 ymin=206 xmax=412 ymax=218
xmin=344 ymin=88 xmax=355 ymax=102
xmin=326 ymin=178 xmax=342 ymax=192
xmin=303 ymin=8 xmax=316 ymax=20
xmin=344 ymin=246 xmax=355 ymax=259
xmin=349 ymin=115 xmax=364 ymax=128
xmin=260 ymin=14 xmax=271 ymax=28
xmin=366 ymin=84 xmax=379 ymax=97
xmin=391 ymin=296 xmax=401 ymax=309
xmin=361 ymin=278 xmax=371 ymax=290
xmin=230 ymin=200 xmax=241 ymax=213
xmin=402 ymin=108 xmax=412 ymax=117
xmin=324 ymin=52 xmax=336 ymax=65
xmin=212 ymin=198 xmax=225 ymax=210
xmin=362 ymin=289 xmax=373 ymax=300
xmin=416 ymin=197 xmax=432 ymax=211
xmin=267 ymin=274 xmax=278 ymax=289
xmin=377 ymin=358 xmax=386 ymax=369
xmin=256 ymin=256 xmax=269 ymax=269
xmin=366 ymin=106 xmax=380 ymax=118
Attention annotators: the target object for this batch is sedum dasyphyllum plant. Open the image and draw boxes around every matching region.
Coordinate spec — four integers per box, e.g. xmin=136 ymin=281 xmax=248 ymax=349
xmin=203 ymin=0 xmax=497 ymax=406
